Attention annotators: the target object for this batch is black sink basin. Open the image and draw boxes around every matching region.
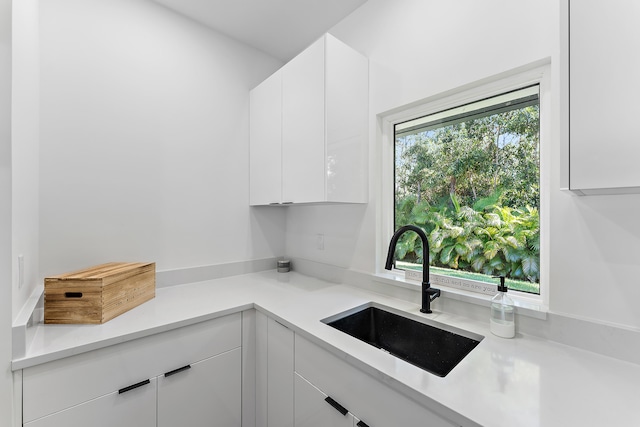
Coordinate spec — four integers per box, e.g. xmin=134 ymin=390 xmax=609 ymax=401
xmin=323 ymin=304 xmax=482 ymax=377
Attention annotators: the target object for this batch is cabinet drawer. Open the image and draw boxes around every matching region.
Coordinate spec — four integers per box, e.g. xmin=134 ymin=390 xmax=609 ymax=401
xmin=23 ymin=312 xmax=241 ymax=423
xmin=295 ymin=372 xmax=354 ymax=427
xmin=25 ymin=377 xmax=157 ymax=427
xmin=158 ymin=347 xmax=241 ymax=427
xmin=295 ymin=335 xmax=457 ymax=427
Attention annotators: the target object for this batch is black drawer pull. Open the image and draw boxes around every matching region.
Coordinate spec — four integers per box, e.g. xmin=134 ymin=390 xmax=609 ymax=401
xmin=324 ymin=396 xmax=348 ymax=416
xmin=164 ymin=364 xmax=192 ymax=377
xmin=118 ymin=379 xmax=150 ymax=394
xmin=65 ymin=292 xmax=83 ymax=298
xmin=357 ymin=421 xmax=370 ymax=427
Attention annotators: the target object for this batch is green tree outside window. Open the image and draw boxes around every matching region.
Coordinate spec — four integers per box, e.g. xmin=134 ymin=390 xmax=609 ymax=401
xmin=394 ymin=89 xmax=540 ymax=293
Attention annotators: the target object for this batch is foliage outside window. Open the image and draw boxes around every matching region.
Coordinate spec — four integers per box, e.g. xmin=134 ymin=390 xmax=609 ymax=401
xmin=394 ymin=86 xmax=540 ymax=294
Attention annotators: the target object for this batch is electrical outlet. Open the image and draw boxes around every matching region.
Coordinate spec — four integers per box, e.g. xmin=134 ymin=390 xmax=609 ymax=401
xmin=316 ymin=234 xmax=324 ymax=250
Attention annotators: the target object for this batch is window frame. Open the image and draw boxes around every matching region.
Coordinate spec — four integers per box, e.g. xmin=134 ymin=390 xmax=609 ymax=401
xmin=376 ymin=61 xmax=551 ymax=309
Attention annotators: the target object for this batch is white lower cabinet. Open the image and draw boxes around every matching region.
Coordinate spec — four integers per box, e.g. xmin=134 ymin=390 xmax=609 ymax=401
xmin=294 ymin=373 xmax=355 ymax=427
xmin=158 ymin=348 xmax=241 ymax=427
xmin=255 ymin=312 xmax=294 ymax=427
xmin=22 ymin=313 xmax=242 ymax=427
xmin=25 ymin=378 xmax=157 ymax=427
xmin=294 ymin=335 xmax=458 ymax=427
xmin=23 ymin=310 xmax=460 ymax=427
xmin=267 ymin=318 xmax=294 ymax=427
xmin=255 ymin=313 xmax=457 ymax=427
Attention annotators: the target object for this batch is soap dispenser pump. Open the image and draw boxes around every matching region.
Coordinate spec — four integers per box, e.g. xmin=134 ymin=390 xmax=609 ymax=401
xmin=490 ymin=276 xmax=515 ymax=338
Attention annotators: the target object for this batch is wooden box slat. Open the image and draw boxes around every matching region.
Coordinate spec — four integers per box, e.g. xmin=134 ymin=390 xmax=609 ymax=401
xmin=44 ymin=262 xmax=156 ymax=324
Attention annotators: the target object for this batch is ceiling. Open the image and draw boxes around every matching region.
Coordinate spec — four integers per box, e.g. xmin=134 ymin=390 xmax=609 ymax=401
xmin=152 ymin=0 xmax=368 ymax=62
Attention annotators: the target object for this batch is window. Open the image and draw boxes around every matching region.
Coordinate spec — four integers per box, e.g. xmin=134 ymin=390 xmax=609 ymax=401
xmin=392 ymin=86 xmax=541 ymax=294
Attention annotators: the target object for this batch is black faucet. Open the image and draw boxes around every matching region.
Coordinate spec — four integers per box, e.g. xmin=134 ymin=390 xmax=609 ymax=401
xmin=385 ymin=225 xmax=441 ymax=314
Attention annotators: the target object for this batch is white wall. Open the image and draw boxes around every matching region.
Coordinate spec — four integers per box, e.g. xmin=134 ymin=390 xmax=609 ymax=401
xmin=12 ymin=0 xmax=39 ymax=320
xmin=287 ymin=0 xmax=640 ymax=330
xmin=0 ymin=0 xmax=13 ymax=423
xmin=38 ymin=0 xmax=285 ymax=280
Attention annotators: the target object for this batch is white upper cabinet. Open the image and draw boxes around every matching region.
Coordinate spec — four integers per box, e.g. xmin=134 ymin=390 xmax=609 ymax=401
xmin=281 ymin=36 xmax=327 ymax=204
xmin=250 ymin=70 xmax=283 ymax=205
xmin=563 ymin=0 xmax=640 ymax=195
xmin=250 ymin=33 xmax=368 ymax=205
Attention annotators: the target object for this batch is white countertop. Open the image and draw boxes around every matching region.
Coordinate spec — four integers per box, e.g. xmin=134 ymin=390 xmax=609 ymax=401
xmin=12 ymin=271 xmax=640 ymax=426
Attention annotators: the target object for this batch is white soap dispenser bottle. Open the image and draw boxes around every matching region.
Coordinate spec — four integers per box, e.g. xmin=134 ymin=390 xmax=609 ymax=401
xmin=490 ymin=276 xmax=515 ymax=338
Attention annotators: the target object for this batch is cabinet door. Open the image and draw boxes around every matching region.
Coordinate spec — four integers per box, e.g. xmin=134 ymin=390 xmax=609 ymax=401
xmin=324 ymin=34 xmax=368 ymax=203
xmin=267 ymin=318 xmax=294 ymax=427
xmin=256 ymin=312 xmax=268 ymax=427
xmin=294 ymin=373 xmax=354 ymax=427
xmin=296 ymin=335 xmax=457 ymax=427
xmin=569 ymin=0 xmax=640 ymax=192
xmin=24 ymin=377 xmax=156 ymax=427
xmin=158 ymin=347 xmax=241 ymax=427
xmin=250 ymin=70 xmax=283 ymax=205
xmin=23 ymin=313 xmax=241 ymax=424
xmin=282 ymin=36 xmax=326 ymax=203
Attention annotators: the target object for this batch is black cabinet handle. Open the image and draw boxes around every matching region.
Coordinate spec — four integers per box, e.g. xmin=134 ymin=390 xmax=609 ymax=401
xmin=357 ymin=421 xmax=370 ymax=427
xmin=164 ymin=364 xmax=192 ymax=377
xmin=324 ymin=396 xmax=348 ymax=416
xmin=64 ymin=292 xmax=83 ymax=298
xmin=118 ymin=379 xmax=150 ymax=394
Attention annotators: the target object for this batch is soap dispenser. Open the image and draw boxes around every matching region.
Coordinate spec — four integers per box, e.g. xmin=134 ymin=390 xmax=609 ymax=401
xmin=490 ymin=276 xmax=515 ymax=338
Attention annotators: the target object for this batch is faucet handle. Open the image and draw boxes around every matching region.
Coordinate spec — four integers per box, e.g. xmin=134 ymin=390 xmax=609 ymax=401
xmin=425 ymin=287 xmax=441 ymax=301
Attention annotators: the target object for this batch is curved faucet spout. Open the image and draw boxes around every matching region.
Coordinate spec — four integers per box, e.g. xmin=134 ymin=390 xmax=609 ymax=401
xmin=385 ymin=225 xmax=441 ymax=314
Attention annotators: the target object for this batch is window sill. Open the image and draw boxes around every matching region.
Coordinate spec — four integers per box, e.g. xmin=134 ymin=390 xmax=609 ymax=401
xmin=372 ymin=272 xmax=548 ymax=320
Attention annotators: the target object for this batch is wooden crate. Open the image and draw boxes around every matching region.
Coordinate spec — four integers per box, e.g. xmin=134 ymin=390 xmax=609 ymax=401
xmin=44 ymin=262 xmax=156 ymax=324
